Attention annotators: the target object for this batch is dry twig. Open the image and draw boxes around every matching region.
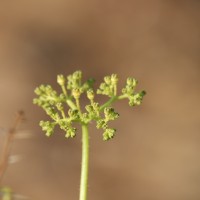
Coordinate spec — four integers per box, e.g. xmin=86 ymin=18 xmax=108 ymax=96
xmin=0 ymin=111 xmax=25 ymax=184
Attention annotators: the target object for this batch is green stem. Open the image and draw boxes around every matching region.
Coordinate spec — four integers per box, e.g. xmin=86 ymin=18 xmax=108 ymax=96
xmin=66 ymin=99 xmax=77 ymax=110
xmin=61 ymin=85 xmax=68 ymax=96
xmin=100 ymin=96 xmax=118 ymax=111
xmin=118 ymin=94 xmax=128 ymax=100
xmin=79 ymin=123 xmax=89 ymax=200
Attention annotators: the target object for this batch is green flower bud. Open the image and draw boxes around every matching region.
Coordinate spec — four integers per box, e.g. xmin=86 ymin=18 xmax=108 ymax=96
xmin=128 ymin=99 xmax=135 ymax=106
xmin=87 ymin=89 xmax=94 ymax=100
xmin=57 ymin=74 xmax=65 ymax=86
xmin=34 ymin=87 xmax=42 ymax=95
xmin=67 ymin=75 xmax=73 ymax=89
xmin=67 ymin=71 xmax=82 ymax=90
xmin=45 ymin=85 xmax=52 ymax=94
xmin=46 ymin=107 xmax=55 ymax=115
xmin=39 ymin=121 xmax=55 ymax=137
xmin=72 ymin=88 xmax=81 ymax=99
xmin=104 ymin=107 xmax=119 ymax=120
xmin=72 ymin=71 xmax=82 ymax=80
xmin=65 ymin=127 xmax=76 ymax=138
xmin=111 ymin=74 xmax=118 ymax=84
xmin=59 ymin=120 xmax=68 ymax=130
xmin=99 ymin=83 xmax=106 ymax=90
xmin=133 ymin=91 xmax=146 ymax=105
xmin=40 ymin=85 xmax=46 ymax=91
xmin=98 ymin=75 xmax=118 ymax=97
xmin=85 ymin=103 xmax=100 ymax=119
xmin=104 ymin=76 xmax=111 ymax=84
xmin=128 ymin=91 xmax=146 ymax=106
xmin=126 ymin=77 xmax=137 ymax=86
xmin=103 ymin=128 xmax=116 ymax=141
xmin=126 ymin=85 xmax=134 ymax=94
xmin=96 ymin=119 xmax=107 ymax=129
xmin=126 ymin=77 xmax=132 ymax=86
xmin=92 ymin=102 xmax=99 ymax=111
xmin=133 ymin=94 xmax=142 ymax=105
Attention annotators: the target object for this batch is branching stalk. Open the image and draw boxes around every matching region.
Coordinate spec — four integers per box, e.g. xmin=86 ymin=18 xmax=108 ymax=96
xmin=100 ymin=96 xmax=118 ymax=111
xmin=33 ymin=71 xmax=146 ymax=200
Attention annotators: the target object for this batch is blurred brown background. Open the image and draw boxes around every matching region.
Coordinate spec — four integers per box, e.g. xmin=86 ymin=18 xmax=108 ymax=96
xmin=0 ymin=0 xmax=200 ymax=200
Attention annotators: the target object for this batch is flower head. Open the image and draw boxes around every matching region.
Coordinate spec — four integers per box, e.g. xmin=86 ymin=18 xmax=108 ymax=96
xmin=33 ymin=70 xmax=145 ymax=140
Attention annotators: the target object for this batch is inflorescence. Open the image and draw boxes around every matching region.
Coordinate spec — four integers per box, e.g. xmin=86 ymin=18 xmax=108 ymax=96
xmin=33 ymin=71 xmax=146 ymax=141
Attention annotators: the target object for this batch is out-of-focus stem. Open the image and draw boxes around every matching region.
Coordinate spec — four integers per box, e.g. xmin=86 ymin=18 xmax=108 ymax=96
xmin=0 ymin=111 xmax=24 ymax=184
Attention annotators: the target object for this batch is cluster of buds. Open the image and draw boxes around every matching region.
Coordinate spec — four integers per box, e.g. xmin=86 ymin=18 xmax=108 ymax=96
xmin=121 ymin=77 xmax=146 ymax=106
xmin=33 ymin=84 xmax=77 ymax=138
xmin=97 ymin=74 xmax=118 ymax=97
xmin=33 ymin=85 xmax=60 ymax=107
xmin=33 ymin=71 xmax=146 ymax=141
xmin=96 ymin=107 xmax=119 ymax=140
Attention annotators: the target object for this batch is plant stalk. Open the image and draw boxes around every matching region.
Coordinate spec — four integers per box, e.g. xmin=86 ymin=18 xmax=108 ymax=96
xmin=100 ymin=96 xmax=118 ymax=111
xmin=79 ymin=123 xmax=89 ymax=200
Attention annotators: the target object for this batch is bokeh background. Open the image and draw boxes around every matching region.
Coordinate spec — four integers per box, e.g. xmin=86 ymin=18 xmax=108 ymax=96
xmin=0 ymin=0 xmax=200 ymax=200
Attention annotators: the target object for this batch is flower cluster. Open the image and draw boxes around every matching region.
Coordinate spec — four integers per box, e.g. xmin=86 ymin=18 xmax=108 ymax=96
xmin=97 ymin=74 xmax=118 ymax=97
xmin=96 ymin=107 xmax=119 ymax=141
xmin=121 ymin=77 xmax=146 ymax=106
xmin=33 ymin=70 xmax=145 ymax=141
